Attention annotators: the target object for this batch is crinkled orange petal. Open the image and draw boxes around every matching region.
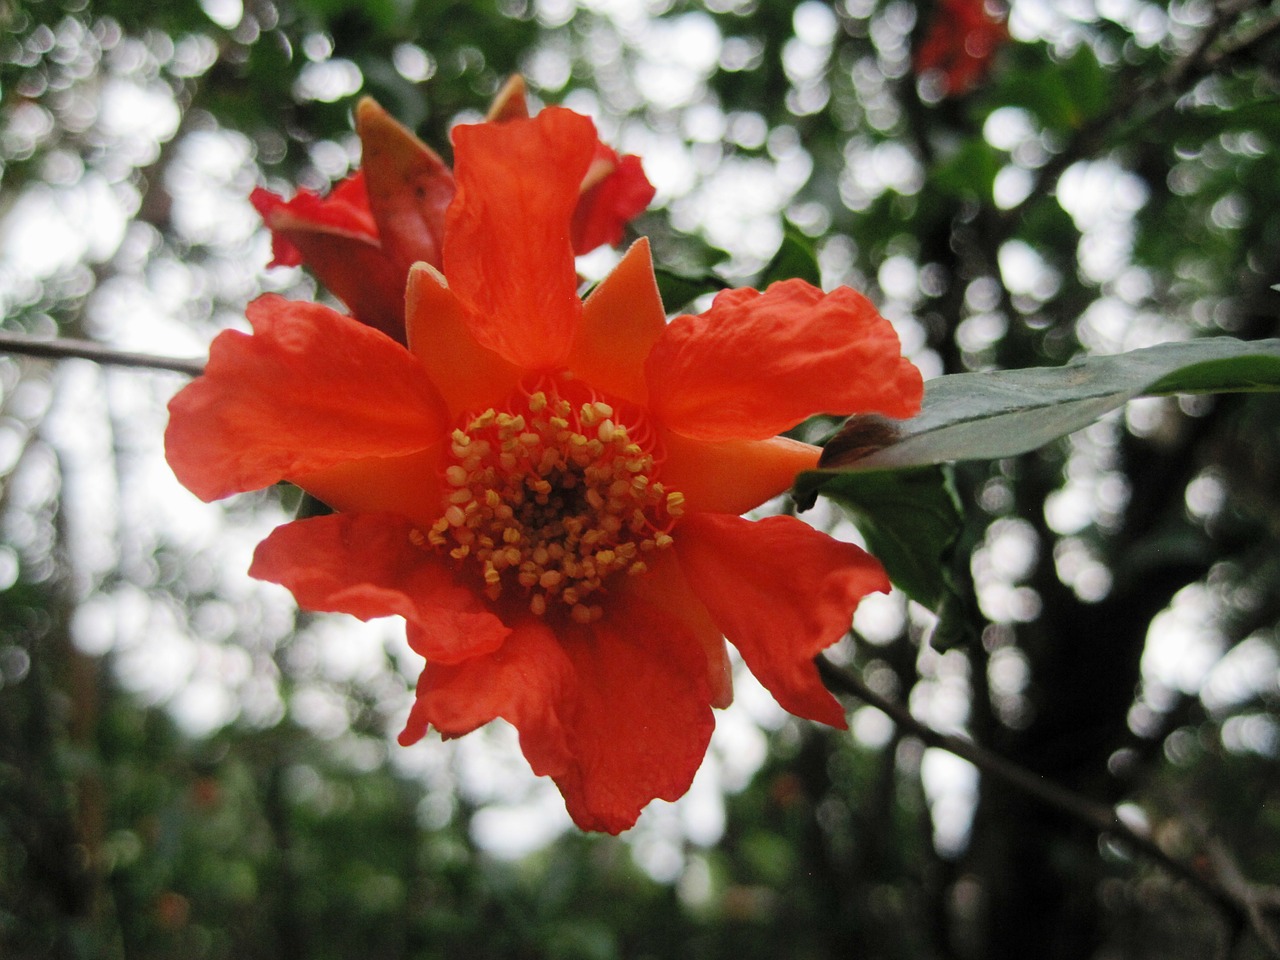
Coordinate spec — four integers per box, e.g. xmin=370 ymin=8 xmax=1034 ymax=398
xmin=571 ymin=150 xmax=655 ymax=254
xmin=291 ymin=444 xmax=444 ymax=529
xmin=552 ymin=594 xmax=715 ymax=834
xmin=569 ymin=238 xmax=666 ymax=405
xmin=250 ymin=513 xmax=508 ymax=665
xmin=251 ymin=174 xmax=378 ymax=268
xmin=356 ymin=98 xmax=455 ymax=274
xmin=405 ymin=263 xmax=522 ymax=419
xmin=675 ymin=513 xmax=892 ymax=729
xmin=660 ymin=431 xmax=820 ymax=516
xmin=399 ymin=615 xmax=575 ymax=779
xmin=618 ymin=550 xmax=732 ymax=708
xmin=646 ymin=280 xmax=924 ymax=442
xmin=444 ymin=107 xmax=597 ymax=370
xmin=165 ymin=295 xmax=448 ymax=502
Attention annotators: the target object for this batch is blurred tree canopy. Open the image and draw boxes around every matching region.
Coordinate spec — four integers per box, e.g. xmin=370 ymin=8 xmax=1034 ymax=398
xmin=1 ymin=0 xmax=1280 ymax=958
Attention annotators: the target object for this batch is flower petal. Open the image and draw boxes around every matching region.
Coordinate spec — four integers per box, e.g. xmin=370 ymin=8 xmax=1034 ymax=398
xmin=569 ymin=238 xmax=666 ymax=405
xmin=570 ymin=148 xmax=655 ymax=254
xmin=252 ymin=179 xmax=406 ymax=340
xmin=444 ymin=107 xmax=597 ymax=370
xmin=660 ymin=431 xmax=820 ymax=516
xmin=251 ymin=513 xmax=509 ymax=665
xmin=405 ymin=263 xmax=522 ymax=419
xmin=645 ymin=280 xmax=924 ymax=442
xmin=165 ymin=295 xmax=448 ymax=502
xmin=251 ymin=174 xmax=378 ymax=268
xmin=355 ymin=98 xmax=455 ymax=274
xmin=675 ymin=512 xmax=892 ymax=728
xmin=292 ymin=445 xmax=444 ymax=529
xmin=619 ymin=551 xmax=732 ymax=708
xmin=551 ymin=592 xmax=716 ymax=834
xmin=399 ymin=616 xmax=575 ymax=779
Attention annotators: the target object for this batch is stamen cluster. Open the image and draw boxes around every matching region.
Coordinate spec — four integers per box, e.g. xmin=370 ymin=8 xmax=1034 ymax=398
xmin=426 ymin=381 xmax=683 ymax=623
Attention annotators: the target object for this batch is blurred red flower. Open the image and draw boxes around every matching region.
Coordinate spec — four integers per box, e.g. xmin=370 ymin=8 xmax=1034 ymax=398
xmin=250 ymin=77 xmax=655 ymax=342
xmin=167 ymin=107 xmax=922 ymax=833
xmin=914 ymin=0 xmax=1008 ymax=97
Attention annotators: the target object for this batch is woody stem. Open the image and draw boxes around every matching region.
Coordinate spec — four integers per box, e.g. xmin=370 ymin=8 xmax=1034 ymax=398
xmin=0 ymin=331 xmax=205 ymax=377
xmin=815 ymin=655 xmax=1254 ymax=937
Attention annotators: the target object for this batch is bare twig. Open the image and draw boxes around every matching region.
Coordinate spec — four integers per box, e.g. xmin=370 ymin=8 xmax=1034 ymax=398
xmin=815 ymin=655 xmax=1280 ymax=953
xmin=0 ymin=331 xmax=204 ymax=377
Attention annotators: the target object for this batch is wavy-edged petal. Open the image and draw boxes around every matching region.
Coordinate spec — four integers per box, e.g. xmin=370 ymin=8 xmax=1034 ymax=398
xmin=617 ymin=550 xmax=732 ymax=708
xmin=399 ymin=615 xmax=575 ymax=779
xmin=570 ymin=149 xmax=655 ymax=254
xmin=250 ymin=513 xmax=508 ymax=665
xmin=405 ymin=263 xmax=522 ymax=419
xmin=292 ymin=444 xmax=444 ymax=529
xmin=444 ymin=108 xmax=597 ymax=370
xmin=252 ymin=178 xmax=406 ymax=340
xmin=251 ymin=174 xmax=378 ymax=268
xmin=660 ymin=431 xmax=820 ymax=516
xmin=553 ymin=593 xmax=716 ymax=834
xmin=165 ymin=296 xmax=448 ymax=502
xmin=675 ymin=512 xmax=892 ymax=729
xmin=356 ymin=98 xmax=455 ymax=274
xmin=646 ymin=280 xmax=924 ymax=442
xmin=569 ymin=238 xmax=666 ymax=405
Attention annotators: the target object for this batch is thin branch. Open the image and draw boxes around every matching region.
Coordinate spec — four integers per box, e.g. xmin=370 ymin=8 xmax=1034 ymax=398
xmin=0 ymin=331 xmax=204 ymax=377
xmin=815 ymin=655 xmax=1274 ymax=950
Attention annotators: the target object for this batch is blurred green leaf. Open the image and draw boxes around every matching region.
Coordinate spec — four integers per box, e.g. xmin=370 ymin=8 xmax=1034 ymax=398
xmin=760 ymin=224 xmax=821 ymax=287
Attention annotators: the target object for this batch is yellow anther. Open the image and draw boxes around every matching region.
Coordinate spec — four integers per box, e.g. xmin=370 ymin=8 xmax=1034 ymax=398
xmin=435 ymin=378 xmax=682 ymax=614
xmin=628 ymin=561 xmax=648 ymax=575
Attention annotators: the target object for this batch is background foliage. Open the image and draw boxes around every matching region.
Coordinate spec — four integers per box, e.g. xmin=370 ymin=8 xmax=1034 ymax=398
xmin=1 ymin=0 xmax=1279 ymax=957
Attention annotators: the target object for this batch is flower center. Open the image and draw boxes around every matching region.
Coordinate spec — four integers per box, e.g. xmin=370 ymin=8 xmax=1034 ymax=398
xmin=426 ymin=379 xmax=682 ymax=623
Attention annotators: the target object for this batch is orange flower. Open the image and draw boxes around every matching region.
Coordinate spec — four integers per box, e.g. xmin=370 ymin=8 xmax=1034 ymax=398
xmin=914 ymin=0 xmax=1008 ymax=98
xmin=166 ymin=107 xmax=923 ymax=833
xmin=250 ymin=77 xmax=655 ymax=342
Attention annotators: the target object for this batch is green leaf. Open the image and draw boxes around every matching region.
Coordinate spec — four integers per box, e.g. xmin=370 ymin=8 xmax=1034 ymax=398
xmin=824 ymin=338 xmax=1280 ymax=472
xmin=652 ymin=268 xmax=729 ymax=313
xmin=760 ymin=224 xmax=821 ymax=288
xmin=795 ymin=466 xmax=961 ymax=609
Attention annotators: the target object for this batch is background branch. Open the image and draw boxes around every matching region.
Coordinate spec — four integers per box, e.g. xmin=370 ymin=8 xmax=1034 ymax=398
xmin=815 ymin=654 xmax=1280 ymax=953
xmin=0 ymin=332 xmax=205 ymax=378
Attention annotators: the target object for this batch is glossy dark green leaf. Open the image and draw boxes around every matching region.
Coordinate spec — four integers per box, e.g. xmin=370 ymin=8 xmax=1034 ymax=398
xmin=795 ymin=466 xmax=963 ymax=614
xmin=824 ymin=338 xmax=1280 ymax=472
